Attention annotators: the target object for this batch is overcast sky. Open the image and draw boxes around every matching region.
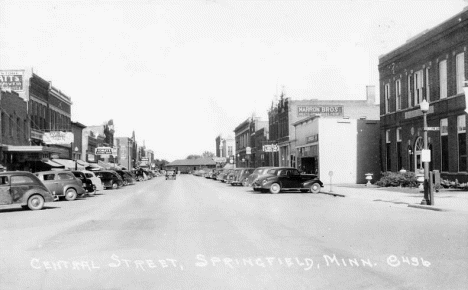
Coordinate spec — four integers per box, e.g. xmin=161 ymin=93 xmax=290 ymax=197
xmin=0 ymin=0 xmax=466 ymax=161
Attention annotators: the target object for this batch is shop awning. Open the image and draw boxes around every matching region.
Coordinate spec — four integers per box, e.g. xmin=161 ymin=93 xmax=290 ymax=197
xmin=42 ymin=159 xmax=65 ymax=169
xmin=86 ymin=163 xmax=103 ymax=171
xmin=2 ymin=145 xmax=63 ymax=153
xmin=52 ymin=159 xmax=86 ymax=170
xmin=98 ymin=160 xmax=118 ymax=170
xmin=76 ymin=160 xmax=89 ymax=167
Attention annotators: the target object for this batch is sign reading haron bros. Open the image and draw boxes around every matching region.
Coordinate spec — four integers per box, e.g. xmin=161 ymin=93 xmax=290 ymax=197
xmin=42 ymin=131 xmax=74 ymax=144
xmin=0 ymin=70 xmax=24 ymax=91
xmin=95 ymin=147 xmax=113 ymax=155
xmin=297 ymin=105 xmax=344 ymax=117
xmin=263 ymin=144 xmax=279 ymax=152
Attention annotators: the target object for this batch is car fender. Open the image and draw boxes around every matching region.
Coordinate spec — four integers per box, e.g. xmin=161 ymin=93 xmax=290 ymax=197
xmin=21 ymin=189 xmax=52 ymax=205
xmin=63 ymin=184 xmax=86 ymax=195
xmin=302 ymin=179 xmax=324 ymax=187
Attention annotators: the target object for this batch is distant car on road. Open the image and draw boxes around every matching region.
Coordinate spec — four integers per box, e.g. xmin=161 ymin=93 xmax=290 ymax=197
xmin=0 ymin=171 xmax=56 ymax=210
xmin=165 ymin=169 xmax=176 ymax=180
xmin=252 ymin=167 xmax=323 ymax=194
xmin=35 ymin=170 xmax=86 ymax=201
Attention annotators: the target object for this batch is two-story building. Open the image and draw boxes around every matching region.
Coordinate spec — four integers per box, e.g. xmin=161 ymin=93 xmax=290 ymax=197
xmin=234 ymin=116 xmax=268 ymax=168
xmin=379 ymin=7 xmax=468 ymax=182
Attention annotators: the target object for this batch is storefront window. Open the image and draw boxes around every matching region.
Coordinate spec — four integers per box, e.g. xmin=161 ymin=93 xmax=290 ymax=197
xmin=441 ymin=118 xmax=449 ymax=172
xmin=396 ymin=128 xmax=402 ymax=170
xmin=458 ymin=115 xmax=466 ymax=172
xmin=386 ymin=130 xmax=391 ymax=171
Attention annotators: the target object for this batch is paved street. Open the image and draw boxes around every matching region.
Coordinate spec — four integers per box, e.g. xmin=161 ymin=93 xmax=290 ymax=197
xmin=1 ymin=175 xmax=467 ymax=290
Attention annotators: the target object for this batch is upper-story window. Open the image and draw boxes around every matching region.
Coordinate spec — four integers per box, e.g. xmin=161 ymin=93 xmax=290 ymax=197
xmin=407 ymin=74 xmax=413 ymax=108
xmin=384 ymin=83 xmax=390 ymax=113
xmin=456 ymin=52 xmax=465 ymax=94
xmin=414 ymin=70 xmax=423 ymax=105
xmin=439 ymin=60 xmax=447 ymax=99
xmin=425 ymin=67 xmax=430 ymax=101
xmin=395 ymin=79 xmax=401 ymax=111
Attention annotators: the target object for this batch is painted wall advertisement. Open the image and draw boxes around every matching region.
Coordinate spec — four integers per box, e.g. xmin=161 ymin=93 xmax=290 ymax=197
xmin=42 ymin=131 xmax=74 ymax=144
xmin=297 ymin=105 xmax=344 ymax=117
xmin=0 ymin=70 xmax=24 ymax=91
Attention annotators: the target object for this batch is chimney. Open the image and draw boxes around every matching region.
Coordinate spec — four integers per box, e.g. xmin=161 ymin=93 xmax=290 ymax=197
xmin=366 ymin=85 xmax=376 ymax=104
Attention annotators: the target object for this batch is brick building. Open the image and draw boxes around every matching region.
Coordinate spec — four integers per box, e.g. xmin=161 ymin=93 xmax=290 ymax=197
xmin=268 ymin=88 xmax=379 ymax=168
xmin=234 ymin=116 xmax=268 ymax=168
xmin=379 ymin=7 xmax=468 ymax=182
xmin=0 ymin=90 xmax=30 ymax=170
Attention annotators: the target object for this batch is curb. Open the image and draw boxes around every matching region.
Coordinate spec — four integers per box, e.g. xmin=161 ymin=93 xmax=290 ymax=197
xmin=321 ymin=192 xmax=346 ymax=197
xmin=407 ymin=204 xmax=447 ymax=212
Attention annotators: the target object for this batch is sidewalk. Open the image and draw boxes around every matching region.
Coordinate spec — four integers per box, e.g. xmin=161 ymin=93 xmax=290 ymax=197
xmin=320 ymin=184 xmax=468 ymax=213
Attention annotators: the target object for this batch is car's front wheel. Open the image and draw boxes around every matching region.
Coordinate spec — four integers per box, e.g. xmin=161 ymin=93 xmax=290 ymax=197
xmin=65 ymin=188 xmax=77 ymax=201
xmin=123 ymin=180 xmax=128 ymax=186
xmin=269 ymin=183 xmax=281 ymax=194
xmin=27 ymin=194 xmax=45 ymax=210
xmin=112 ymin=183 xmax=118 ymax=189
xmin=309 ymin=183 xmax=321 ymax=194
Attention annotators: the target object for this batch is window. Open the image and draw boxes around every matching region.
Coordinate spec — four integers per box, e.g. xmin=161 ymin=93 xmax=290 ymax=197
xmin=395 ymin=79 xmax=401 ymax=111
xmin=16 ymin=117 xmax=20 ymax=139
xmin=42 ymin=174 xmax=56 ymax=181
xmin=414 ymin=70 xmax=423 ymax=105
xmin=439 ymin=60 xmax=447 ymax=99
xmin=425 ymin=67 xmax=430 ymax=101
xmin=11 ymin=175 xmax=35 ymax=185
xmin=456 ymin=52 xmax=465 ymax=94
xmin=458 ymin=115 xmax=466 ymax=172
xmin=386 ymin=129 xmax=391 ymax=171
xmin=384 ymin=83 xmax=390 ymax=113
xmin=58 ymin=173 xmax=74 ymax=180
xmin=397 ymin=127 xmax=402 ymax=170
xmin=441 ymin=118 xmax=449 ymax=172
xmin=1 ymin=112 xmax=5 ymax=136
xmin=408 ymin=74 xmax=413 ymax=107
xmin=8 ymin=115 xmax=12 ymax=136
xmin=0 ymin=176 xmax=9 ymax=185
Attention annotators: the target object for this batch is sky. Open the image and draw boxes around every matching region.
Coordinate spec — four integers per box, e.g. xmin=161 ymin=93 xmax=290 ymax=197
xmin=0 ymin=0 xmax=466 ymax=161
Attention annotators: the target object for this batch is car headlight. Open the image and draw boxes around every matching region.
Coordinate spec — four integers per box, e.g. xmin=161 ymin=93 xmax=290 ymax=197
xmin=262 ymin=179 xmax=267 ymax=185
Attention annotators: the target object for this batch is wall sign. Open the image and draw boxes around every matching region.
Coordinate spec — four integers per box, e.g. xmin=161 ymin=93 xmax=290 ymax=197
xmin=0 ymin=70 xmax=24 ymax=91
xmin=297 ymin=105 xmax=343 ymax=117
xmin=42 ymin=131 xmax=74 ymax=145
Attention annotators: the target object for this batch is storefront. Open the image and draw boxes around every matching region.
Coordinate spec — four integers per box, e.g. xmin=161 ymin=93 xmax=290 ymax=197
xmin=1 ymin=145 xmax=65 ymax=172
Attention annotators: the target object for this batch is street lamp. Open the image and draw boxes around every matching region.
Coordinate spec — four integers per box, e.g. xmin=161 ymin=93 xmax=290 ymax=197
xmin=420 ymin=99 xmax=430 ymax=205
xmin=74 ymin=146 xmax=79 ymax=170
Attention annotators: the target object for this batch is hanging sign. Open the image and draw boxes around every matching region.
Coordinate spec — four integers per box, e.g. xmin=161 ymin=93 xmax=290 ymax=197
xmin=42 ymin=131 xmax=74 ymax=144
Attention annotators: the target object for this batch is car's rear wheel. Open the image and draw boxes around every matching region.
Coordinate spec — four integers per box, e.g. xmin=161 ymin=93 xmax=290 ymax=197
xmin=65 ymin=188 xmax=77 ymax=201
xmin=88 ymin=185 xmax=96 ymax=196
xmin=27 ymin=194 xmax=45 ymax=210
xmin=123 ymin=180 xmax=128 ymax=186
xmin=270 ymin=183 xmax=281 ymax=194
xmin=310 ymin=183 xmax=321 ymax=194
xmin=112 ymin=182 xmax=118 ymax=189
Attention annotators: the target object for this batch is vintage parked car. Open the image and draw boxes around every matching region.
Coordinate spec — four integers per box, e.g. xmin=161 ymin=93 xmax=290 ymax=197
xmin=245 ymin=166 xmax=274 ymax=188
xmin=231 ymin=168 xmax=255 ymax=186
xmin=252 ymin=167 xmax=323 ymax=194
xmin=216 ymin=169 xmax=230 ymax=182
xmin=72 ymin=170 xmax=95 ymax=195
xmin=113 ymin=169 xmax=135 ymax=186
xmin=94 ymin=170 xmax=124 ymax=189
xmin=82 ymin=170 xmax=104 ymax=192
xmin=0 ymin=171 xmax=56 ymax=210
xmin=165 ymin=169 xmax=176 ymax=180
xmin=226 ymin=169 xmax=240 ymax=184
xmin=35 ymin=170 xmax=86 ymax=201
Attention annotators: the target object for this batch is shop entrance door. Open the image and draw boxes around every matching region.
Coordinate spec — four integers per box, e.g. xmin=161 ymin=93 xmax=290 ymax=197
xmin=414 ymin=137 xmax=424 ymax=171
xmin=301 ymin=157 xmax=316 ymax=174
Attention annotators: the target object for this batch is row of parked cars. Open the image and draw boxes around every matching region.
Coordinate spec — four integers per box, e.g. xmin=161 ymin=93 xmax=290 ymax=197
xmin=0 ymin=168 xmax=160 ymax=211
xmin=195 ymin=166 xmax=324 ymax=194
